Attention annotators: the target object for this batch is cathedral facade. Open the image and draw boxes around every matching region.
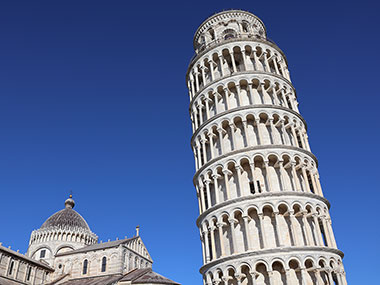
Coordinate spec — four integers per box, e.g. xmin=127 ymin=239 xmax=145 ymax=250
xmin=186 ymin=10 xmax=347 ymax=285
xmin=0 ymin=196 xmax=179 ymax=285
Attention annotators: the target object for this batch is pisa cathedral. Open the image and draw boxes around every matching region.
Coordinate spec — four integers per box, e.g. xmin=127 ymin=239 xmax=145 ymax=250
xmin=0 ymin=195 xmax=179 ymax=284
xmin=187 ymin=10 xmax=347 ymax=285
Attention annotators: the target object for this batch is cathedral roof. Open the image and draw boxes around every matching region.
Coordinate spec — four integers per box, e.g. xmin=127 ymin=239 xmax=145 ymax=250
xmin=39 ymin=195 xmax=91 ymax=232
xmin=52 ymin=269 xmax=180 ymax=285
xmin=55 ymin=237 xmax=138 ymax=256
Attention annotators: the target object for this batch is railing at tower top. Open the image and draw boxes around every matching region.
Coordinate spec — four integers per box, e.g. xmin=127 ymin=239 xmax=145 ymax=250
xmin=189 ymin=35 xmax=278 ymax=64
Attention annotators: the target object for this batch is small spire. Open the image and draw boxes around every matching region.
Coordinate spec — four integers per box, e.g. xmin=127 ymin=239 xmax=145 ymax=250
xmin=136 ymin=225 xmax=140 ymax=236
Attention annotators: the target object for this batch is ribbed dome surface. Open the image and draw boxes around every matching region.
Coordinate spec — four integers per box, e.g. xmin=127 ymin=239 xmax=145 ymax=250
xmin=40 ymin=207 xmax=90 ymax=231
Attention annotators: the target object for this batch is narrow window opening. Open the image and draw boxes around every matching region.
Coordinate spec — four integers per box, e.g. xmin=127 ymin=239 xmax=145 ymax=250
xmin=200 ymin=147 xmax=205 ymax=164
xmin=101 ymin=257 xmax=107 ymax=272
xmin=40 ymin=249 xmax=46 ymax=258
xmin=256 ymin=181 xmax=262 ymax=193
xmin=249 ymin=181 xmax=255 ymax=194
xmin=203 ymin=189 xmax=209 ymax=210
xmin=208 ymin=233 xmax=213 ymax=260
xmin=296 ymin=135 xmax=303 ymax=149
xmin=307 ymin=174 xmax=314 ymax=193
xmin=26 ymin=266 xmax=32 ymax=281
xmin=319 ymin=221 xmax=328 ymax=246
xmin=8 ymin=259 xmax=14 ymax=275
xmin=286 ymin=96 xmax=293 ymax=110
xmin=83 ymin=259 xmax=88 ymax=275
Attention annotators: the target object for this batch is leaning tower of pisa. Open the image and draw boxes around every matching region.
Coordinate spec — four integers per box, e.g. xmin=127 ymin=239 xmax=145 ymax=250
xmin=186 ymin=10 xmax=347 ymax=285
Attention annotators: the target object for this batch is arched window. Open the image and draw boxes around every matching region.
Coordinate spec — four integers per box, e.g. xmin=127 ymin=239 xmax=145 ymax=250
xmin=101 ymin=257 xmax=107 ymax=272
xmin=40 ymin=249 xmax=46 ymax=258
xmin=83 ymin=259 xmax=88 ymax=275
xmin=8 ymin=259 xmax=14 ymax=275
xmin=223 ymin=29 xmax=237 ymax=40
xmin=26 ymin=266 xmax=32 ymax=281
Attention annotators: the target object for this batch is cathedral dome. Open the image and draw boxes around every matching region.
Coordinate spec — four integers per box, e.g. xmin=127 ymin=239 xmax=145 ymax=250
xmin=39 ymin=195 xmax=91 ymax=232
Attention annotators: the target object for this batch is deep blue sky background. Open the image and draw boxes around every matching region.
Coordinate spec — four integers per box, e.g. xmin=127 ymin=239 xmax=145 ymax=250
xmin=0 ymin=1 xmax=378 ymax=283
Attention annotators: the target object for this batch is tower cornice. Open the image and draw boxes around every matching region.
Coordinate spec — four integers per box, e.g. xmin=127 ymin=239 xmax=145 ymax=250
xmin=190 ymin=105 xmax=307 ymax=144
xmin=187 ymin=37 xmax=288 ymax=80
xmin=196 ymin=191 xmax=330 ymax=227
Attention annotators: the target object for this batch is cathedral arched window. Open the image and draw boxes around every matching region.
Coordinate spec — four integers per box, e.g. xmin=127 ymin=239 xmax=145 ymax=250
xmin=8 ymin=259 xmax=14 ymax=275
xmin=26 ymin=266 xmax=32 ymax=281
xmin=40 ymin=249 xmax=46 ymax=258
xmin=101 ymin=257 xmax=107 ymax=272
xmin=83 ymin=259 xmax=88 ymax=274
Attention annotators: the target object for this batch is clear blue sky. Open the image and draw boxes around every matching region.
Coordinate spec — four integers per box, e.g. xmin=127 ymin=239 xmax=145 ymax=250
xmin=0 ymin=0 xmax=378 ymax=284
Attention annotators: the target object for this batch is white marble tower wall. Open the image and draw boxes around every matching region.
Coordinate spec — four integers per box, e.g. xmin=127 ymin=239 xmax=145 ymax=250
xmin=186 ymin=10 xmax=347 ymax=285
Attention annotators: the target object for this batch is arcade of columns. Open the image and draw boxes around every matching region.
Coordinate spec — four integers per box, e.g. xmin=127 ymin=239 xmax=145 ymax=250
xmin=186 ymin=10 xmax=347 ymax=285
